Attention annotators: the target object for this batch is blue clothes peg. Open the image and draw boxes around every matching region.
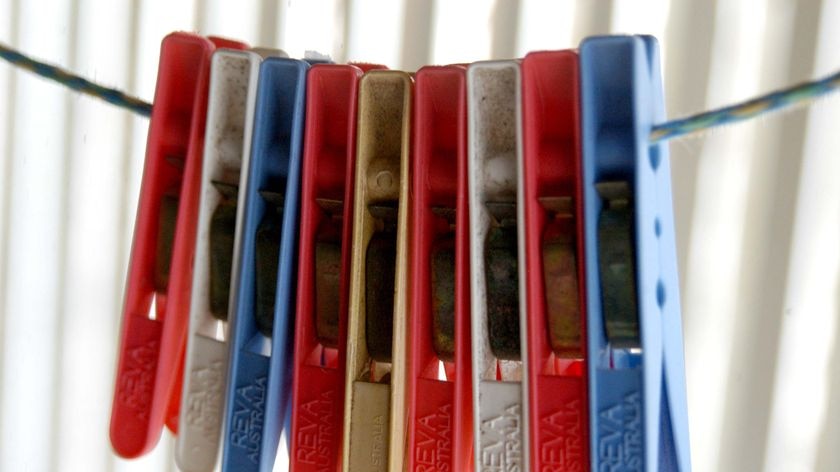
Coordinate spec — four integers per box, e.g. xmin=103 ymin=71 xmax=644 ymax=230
xmin=222 ymin=56 xmax=308 ymax=472
xmin=580 ymin=35 xmax=691 ymax=472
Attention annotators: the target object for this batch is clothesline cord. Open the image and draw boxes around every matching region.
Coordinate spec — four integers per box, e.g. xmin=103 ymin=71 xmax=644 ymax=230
xmin=0 ymin=41 xmax=152 ymax=117
xmin=649 ymin=68 xmax=840 ymax=142
xmin=1 ymin=40 xmax=838 ymax=143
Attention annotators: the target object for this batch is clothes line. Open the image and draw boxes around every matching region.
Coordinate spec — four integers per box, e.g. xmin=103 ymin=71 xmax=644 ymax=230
xmin=1 ymin=39 xmax=839 ymax=144
xmin=0 ymin=41 xmax=153 ymax=117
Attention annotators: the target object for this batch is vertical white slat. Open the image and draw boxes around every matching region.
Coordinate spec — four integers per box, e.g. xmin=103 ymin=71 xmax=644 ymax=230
xmin=256 ymin=0 xmax=281 ymax=49
xmin=0 ymin=0 xmax=17 ymax=456
xmin=199 ymin=0 xmax=263 ymax=46
xmin=514 ymin=0 xmax=576 ymax=57
xmin=610 ymin=0 xmax=670 ymax=59
xmin=764 ymin=1 xmax=840 ymax=470
xmin=52 ymin=0 xmax=134 ymax=470
xmin=0 ymin=0 xmax=14 ymax=234
xmin=0 ymin=0 xmax=72 ymax=470
xmin=49 ymin=0 xmax=80 ymax=466
xmin=680 ymin=2 xmax=770 ymax=471
xmin=430 ymin=0 xmax=493 ymax=65
xmin=661 ymin=1 xmax=718 ymax=298
xmin=333 ymin=0 xmax=352 ymax=63
xmin=570 ymin=0 xmax=613 ymax=44
xmin=399 ymin=0 xmax=434 ymax=71
xmin=345 ymin=0 xmax=405 ymax=67
xmin=489 ymin=0 xmax=520 ymax=60
xmin=280 ymin=0 xmax=342 ymax=59
xmin=269 ymin=0 xmax=291 ymax=51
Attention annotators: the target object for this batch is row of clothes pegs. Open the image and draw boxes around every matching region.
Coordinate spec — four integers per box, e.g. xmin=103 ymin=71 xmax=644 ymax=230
xmin=109 ymin=31 xmax=691 ymax=472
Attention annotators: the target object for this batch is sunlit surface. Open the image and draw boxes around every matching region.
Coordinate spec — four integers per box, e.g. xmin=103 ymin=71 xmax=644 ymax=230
xmin=515 ymin=0 xmax=576 ymax=55
xmin=346 ymin=0 xmax=405 ymax=67
xmin=281 ymin=0 xmax=340 ymax=59
xmin=0 ymin=1 xmax=70 ymax=470
xmin=431 ymin=0 xmax=493 ymax=65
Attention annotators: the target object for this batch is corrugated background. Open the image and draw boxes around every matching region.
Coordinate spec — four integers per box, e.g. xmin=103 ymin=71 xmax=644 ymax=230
xmin=0 ymin=0 xmax=838 ymax=471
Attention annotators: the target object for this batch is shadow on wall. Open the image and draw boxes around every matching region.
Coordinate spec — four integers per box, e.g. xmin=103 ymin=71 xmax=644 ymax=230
xmin=815 ymin=262 xmax=840 ymax=470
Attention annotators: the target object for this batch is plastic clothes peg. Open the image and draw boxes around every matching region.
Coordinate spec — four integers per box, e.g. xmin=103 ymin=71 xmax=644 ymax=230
xmin=175 ymin=48 xmax=267 ymax=472
xmin=521 ymin=50 xmax=590 ymax=471
xmin=341 ymin=70 xmax=413 ymax=472
xmin=220 ymin=57 xmax=308 ymax=472
xmin=406 ymin=64 xmax=474 ymax=472
xmin=580 ymin=35 xmax=691 ymax=472
xmin=467 ymin=60 xmax=526 ymax=472
xmin=110 ymin=32 xmax=246 ymax=459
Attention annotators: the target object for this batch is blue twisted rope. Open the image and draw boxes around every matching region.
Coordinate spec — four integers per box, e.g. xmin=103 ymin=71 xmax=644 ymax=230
xmin=1 ymin=40 xmax=839 ymax=142
xmin=650 ymin=68 xmax=840 ymax=143
xmin=0 ymin=41 xmax=152 ymax=117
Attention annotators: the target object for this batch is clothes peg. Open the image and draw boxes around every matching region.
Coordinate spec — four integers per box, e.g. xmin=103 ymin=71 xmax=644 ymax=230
xmin=110 ymin=32 xmax=247 ymax=459
xmin=406 ymin=64 xmax=473 ymax=472
xmin=221 ymin=57 xmax=309 ymax=472
xmin=174 ymin=48 xmax=267 ymax=472
xmin=342 ymin=70 xmax=412 ymax=472
xmin=467 ymin=60 xmax=526 ymax=471
xmin=521 ymin=50 xmax=589 ymax=471
xmin=289 ymin=62 xmax=386 ymax=472
xmin=580 ymin=35 xmax=691 ymax=471
xmin=159 ymin=35 xmax=249 ymax=437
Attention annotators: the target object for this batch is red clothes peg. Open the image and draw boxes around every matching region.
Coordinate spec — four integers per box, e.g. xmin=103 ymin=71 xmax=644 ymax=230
xmin=406 ymin=65 xmax=473 ymax=472
xmin=110 ymin=32 xmax=246 ymax=458
xmin=521 ymin=50 xmax=589 ymax=471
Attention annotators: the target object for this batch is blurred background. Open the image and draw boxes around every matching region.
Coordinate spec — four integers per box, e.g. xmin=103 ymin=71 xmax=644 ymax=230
xmin=0 ymin=0 xmax=838 ymax=471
